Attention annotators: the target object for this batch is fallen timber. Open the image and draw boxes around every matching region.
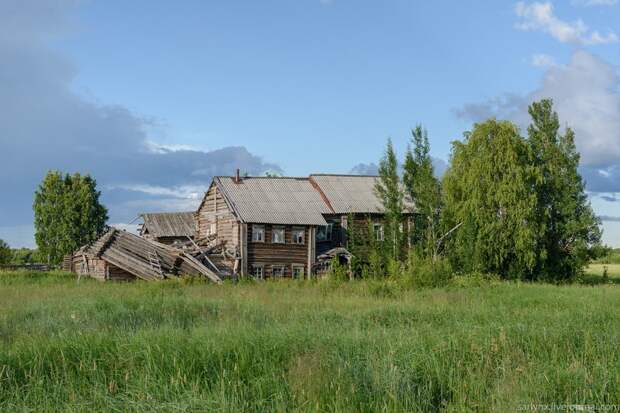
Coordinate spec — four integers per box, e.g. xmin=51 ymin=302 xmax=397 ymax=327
xmin=69 ymin=228 xmax=223 ymax=283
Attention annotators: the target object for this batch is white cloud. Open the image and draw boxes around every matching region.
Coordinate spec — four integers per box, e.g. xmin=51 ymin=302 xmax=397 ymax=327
xmin=144 ymin=141 xmax=207 ymax=154
xmin=531 ymin=53 xmax=557 ymax=67
xmin=455 ymin=50 xmax=620 ymax=168
xmin=109 ymin=223 xmax=140 ymax=234
xmin=572 ymin=0 xmax=617 ymax=6
xmin=109 ymin=184 xmax=206 ymax=200
xmin=515 ymin=2 xmax=618 ymax=45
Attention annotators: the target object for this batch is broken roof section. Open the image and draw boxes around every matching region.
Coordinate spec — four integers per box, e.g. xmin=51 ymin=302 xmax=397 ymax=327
xmin=139 ymin=212 xmax=196 ymax=238
xmin=310 ymin=174 xmax=415 ymax=214
xmin=77 ymin=228 xmax=222 ymax=283
xmin=215 ymin=176 xmax=330 ymax=226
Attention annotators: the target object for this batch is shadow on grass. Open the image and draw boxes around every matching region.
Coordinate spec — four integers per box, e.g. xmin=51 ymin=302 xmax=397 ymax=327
xmin=579 ymin=273 xmax=620 ymax=286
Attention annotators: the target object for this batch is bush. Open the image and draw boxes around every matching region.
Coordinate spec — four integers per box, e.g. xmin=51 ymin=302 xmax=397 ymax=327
xmin=399 ymin=252 xmax=453 ymax=288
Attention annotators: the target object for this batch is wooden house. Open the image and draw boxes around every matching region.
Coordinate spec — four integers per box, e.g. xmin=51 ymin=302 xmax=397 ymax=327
xmin=196 ymin=174 xmax=331 ymax=278
xmin=195 ymin=172 xmax=415 ymax=278
xmin=70 ymin=228 xmax=221 ymax=282
xmin=138 ymin=212 xmax=196 ymax=245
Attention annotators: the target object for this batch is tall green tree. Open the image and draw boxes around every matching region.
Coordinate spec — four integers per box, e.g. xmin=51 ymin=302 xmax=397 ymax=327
xmin=442 ymin=120 xmax=540 ymax=278
xmin=34 ymin=171 xmax=108 ymax=265
xmin=527 ymin=99 xmax=601 ymax=280
xmin=375 ymin=138 xmax=404 ymax=262
xmin=0 ymin=239 xmax=11 ymax=265
xmin=402 ymin=125 xmax=442 ymax=255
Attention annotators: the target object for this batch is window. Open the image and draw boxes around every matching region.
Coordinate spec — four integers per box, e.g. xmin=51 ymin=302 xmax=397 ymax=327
xmin=292 ymin=265 xmax=305 ymax=279
xmin=272 ymin=265 xmax=285 ymax=278
xmin=252 ymin=225 xmax=265 ymax=242
xmin=272 ymin=226 xmax=285 ymax=243
xmin=292 ymin=227 xmax=305 ymax=244
xmin=316 ymin=223 xmax=333 ymax=241
xmin=210 ymin=222 xmax=217 ymax=235
xmin=251 ymin=265 xmax=264 ymax=279
xmin=373 ymin=223 xmax=384 ymax=241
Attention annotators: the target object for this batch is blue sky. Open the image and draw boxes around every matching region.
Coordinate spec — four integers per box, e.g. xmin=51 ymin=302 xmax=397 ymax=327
xmin=2 ymin=0 xmax=620 ymax=247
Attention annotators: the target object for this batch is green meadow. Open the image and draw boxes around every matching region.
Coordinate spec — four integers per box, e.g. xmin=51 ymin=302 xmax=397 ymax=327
xmin=1 ymin=271 xmax=619 ymax=412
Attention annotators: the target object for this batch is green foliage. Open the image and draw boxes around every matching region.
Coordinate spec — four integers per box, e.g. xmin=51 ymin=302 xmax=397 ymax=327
xmin=594 ymin=248 xmax=620 ymax=264
xmin=442 ymin=100 xmax=601 ymax=281
xmin=34 ymin=171 xmax=108 ymax=265
xmin=403 ymin=125 xmax=442 ymax=255
xmin=527 ymin=99 xmax=601 ymax=280
xmin=9 ymin=248 xmax=42 ymax=265
xmin=400 ymin=251 xmax=453 ymax=288
xmin=443 ymin=119 xmax=539 ymax=278
xmin=0 ymin=239 xmax=11 ymax=264
xmin=327 ymin=257 xmax=349 ymax=281
xmin=375 ymin=138 xmax=404 ymax=261
xmin=2 ymin=275 xmax=620 ymax=410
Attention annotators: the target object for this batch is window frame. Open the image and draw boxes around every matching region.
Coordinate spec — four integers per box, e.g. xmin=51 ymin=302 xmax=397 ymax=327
xmin=250 ymin=264 xmax=264 ymax=279
xmin=271 ymin=264 xmax=285 ymax=278
xmin=292 ymin=227 xmax=305 ymax=245
xmin=373 ymin=223 xmax=384 ymax=242
xmin=292 ymin=264 xmax=305 ymax=279
xmin=271 ymin=225 xmax=285 ymax=244
xmin=316 ymin=223 xmax=333 ymax=242
xmin=251 ymin=225 xmax=265 ymax=243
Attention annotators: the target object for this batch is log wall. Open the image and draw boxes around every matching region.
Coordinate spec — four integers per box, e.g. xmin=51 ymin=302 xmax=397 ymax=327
xmin=247 ymin=224 xmax=310 ymax=278
xmin=197 ymin=183 xmax=239 ymax=250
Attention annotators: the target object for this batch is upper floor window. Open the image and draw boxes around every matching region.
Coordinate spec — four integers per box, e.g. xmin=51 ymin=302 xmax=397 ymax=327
xmin=292 ymin=227 xmax=305 ymax=244
xmin=252 ymin=225 xmax=265 ymax=242
xmin=373 ymin=223 xmax=384 ymax=242
xmin=316 ymin=223 xmax=333 ymax=242
xmin=272 ymin=226 xmax=285 ymax=243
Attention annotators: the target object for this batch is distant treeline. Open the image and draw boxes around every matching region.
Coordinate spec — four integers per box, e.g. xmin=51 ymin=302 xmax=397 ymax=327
xmin=0 ymin=242 xmax=44 ymax=265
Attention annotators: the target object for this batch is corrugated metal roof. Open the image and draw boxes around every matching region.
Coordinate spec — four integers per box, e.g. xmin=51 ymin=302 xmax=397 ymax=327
xmin=216 ymin=177 xmax=329 ymax=225
xmin=310 ymin=175 xmax=415 ymax=214
xmin=140 ymin=212 xmax=196 ymax=238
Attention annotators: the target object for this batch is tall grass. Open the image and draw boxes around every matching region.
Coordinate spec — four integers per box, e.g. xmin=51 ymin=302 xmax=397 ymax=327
xmin=1 ymin=272 xmax=619 ymax=411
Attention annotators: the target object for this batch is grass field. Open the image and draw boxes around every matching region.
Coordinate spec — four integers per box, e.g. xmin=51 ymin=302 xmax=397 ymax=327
xmin=1 ymin=271 xmax=619 ymax=412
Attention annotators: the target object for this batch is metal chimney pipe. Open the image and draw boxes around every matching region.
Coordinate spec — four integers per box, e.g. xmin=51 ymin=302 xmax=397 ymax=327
xmin=235 ymin=168 xmax=240 ymax=183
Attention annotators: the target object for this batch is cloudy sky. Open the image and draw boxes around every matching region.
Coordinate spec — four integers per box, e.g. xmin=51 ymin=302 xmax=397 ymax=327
xmin=2 ymin=0 xmax=620 ymax=247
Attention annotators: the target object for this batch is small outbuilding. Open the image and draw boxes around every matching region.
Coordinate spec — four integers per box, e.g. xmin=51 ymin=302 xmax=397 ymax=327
xmin=138 ymin=212 xmax=196 ymax=245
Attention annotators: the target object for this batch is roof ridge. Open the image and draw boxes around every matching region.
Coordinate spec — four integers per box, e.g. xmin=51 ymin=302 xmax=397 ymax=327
xmin=310 ymin=174 xmax=379 ymax=178
xmin=214 ymin=175 xmax=309 ymax=180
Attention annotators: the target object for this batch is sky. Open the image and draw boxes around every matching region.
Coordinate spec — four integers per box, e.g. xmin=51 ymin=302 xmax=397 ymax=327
xmin=2 ymin=0 xmax=620 ymax=247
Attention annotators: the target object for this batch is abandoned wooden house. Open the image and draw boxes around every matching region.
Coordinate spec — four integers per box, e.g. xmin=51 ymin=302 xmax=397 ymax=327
xmin=68 ymin=172 xmax=414 ymax=282
xmin=195 ymin=172 xmax=415 ymax=279
xmin=138 ymin=212 xmax=196 ymax=245
xmin=69 ymin=228 xmax=222 ymax=283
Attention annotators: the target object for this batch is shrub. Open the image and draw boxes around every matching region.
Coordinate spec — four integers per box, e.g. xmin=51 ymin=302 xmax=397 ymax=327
xmin=400 ymin=251 xmax=453 ymax=288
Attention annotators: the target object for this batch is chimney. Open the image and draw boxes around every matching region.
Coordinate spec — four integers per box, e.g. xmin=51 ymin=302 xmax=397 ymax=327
xmin=234 ymin=168 xmax=241 ymax=183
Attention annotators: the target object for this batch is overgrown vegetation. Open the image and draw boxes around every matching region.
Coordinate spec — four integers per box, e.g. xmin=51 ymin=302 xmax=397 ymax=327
xmin=367 ymin=99 xmax=601 ymax=284
xmin=0 ymin=272 xmax=619 ymax=411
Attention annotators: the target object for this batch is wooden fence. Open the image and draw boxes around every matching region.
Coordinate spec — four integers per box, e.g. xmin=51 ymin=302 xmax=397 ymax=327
xmin=0 ymin=264 xmax=51 ymax=272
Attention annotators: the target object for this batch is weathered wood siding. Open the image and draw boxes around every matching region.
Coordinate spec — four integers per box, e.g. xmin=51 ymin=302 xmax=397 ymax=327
xmin=247 ymin=224 xmax=310 ymax=277
xmin=197 ymin=183 xmax=239 ymax=250
xmin=71 ymin=255 xmax=135 ymax=281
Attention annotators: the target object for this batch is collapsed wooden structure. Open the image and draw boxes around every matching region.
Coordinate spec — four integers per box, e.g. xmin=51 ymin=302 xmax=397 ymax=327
xmin=69 ymin=228 xmax=222 ymax=283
